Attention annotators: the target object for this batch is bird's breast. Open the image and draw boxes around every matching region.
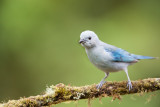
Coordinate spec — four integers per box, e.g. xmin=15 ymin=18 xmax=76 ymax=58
xmin=86 ymin=47 xmax=113 ymax=68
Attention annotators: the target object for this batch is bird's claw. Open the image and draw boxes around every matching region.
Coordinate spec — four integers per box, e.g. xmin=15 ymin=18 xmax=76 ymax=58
xmin=127 ymin=80 xmax=132 ymax=91
xmin=96 ymin=81 xmax=106 ymax=89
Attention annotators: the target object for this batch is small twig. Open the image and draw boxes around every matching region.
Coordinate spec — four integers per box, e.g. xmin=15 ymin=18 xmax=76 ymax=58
xmin=1 ymin=78 xmax=160 ymax=107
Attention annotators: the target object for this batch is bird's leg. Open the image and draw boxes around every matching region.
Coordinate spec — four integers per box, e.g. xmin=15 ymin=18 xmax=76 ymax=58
xmin=124 ymin=68 xmax=132 ymax=91
xmin=97 ymin=72 xmax=109 ymax=89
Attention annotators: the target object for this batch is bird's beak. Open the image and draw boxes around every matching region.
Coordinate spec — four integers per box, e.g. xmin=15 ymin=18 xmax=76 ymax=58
xmin=79 ymin=39 xmax=85 ymax=44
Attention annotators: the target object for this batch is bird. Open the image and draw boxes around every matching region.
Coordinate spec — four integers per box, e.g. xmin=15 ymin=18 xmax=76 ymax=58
xmin=79 ymin=30 xmax=156 ymax=91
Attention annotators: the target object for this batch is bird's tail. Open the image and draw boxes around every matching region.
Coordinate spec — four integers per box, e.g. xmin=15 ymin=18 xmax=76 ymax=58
xmin=132 ymin=54 xmax=158 ymax=60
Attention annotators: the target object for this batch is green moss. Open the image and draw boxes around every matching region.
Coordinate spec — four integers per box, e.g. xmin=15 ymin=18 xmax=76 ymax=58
xmin=1 ymin=78 xmax=160 ymax=107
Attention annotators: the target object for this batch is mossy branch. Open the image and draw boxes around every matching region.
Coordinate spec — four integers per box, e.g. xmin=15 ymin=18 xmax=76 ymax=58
xmin=0 ymin=78 xmax=160 ymax=107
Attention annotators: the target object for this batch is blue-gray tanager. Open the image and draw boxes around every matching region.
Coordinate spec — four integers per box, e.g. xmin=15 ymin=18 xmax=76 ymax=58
xmin=79 ymin=30 xmax=156 ymax=90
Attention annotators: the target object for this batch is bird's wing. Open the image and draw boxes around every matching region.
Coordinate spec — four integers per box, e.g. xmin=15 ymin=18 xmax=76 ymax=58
xmin=101 ymin=42 xmax=155 ymax=63
xmin=105 ymin=48 xmax=138 ymax=63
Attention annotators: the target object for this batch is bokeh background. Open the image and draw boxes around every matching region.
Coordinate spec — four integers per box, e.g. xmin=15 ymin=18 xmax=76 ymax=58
xmin=0 ymin=0 xmax=160 ymax=107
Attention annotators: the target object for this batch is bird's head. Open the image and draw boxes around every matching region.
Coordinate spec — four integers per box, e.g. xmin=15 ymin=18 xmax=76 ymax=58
xmin=79 ymin=30 xmax=100 ymax=49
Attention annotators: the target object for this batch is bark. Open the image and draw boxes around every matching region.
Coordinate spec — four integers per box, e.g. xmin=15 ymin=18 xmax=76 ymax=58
xmin=1 ymin=78 xmax=160 ymax=107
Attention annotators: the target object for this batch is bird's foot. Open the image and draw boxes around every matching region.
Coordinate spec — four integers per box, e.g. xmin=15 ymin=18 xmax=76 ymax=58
xmin=127 ymin=80 xmax=132 ymax=91
xmin=96 ymin=81 xmax=106 ymax=89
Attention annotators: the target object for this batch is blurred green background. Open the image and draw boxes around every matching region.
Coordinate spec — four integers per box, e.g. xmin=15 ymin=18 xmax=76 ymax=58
xmin=0 ymin=0 xmax=160 ymax=107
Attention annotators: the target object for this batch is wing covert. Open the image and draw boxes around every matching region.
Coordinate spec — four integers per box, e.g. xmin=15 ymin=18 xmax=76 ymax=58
xmin=105 ymin=48 xmax=138 ymax=63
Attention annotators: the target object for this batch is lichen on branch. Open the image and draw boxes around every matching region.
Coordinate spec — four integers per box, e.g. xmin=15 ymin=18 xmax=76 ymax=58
xmin=1 ymin=78 xmax=160 ymax=107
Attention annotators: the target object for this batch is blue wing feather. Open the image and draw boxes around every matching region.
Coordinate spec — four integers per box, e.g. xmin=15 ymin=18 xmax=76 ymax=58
xmin=105 ymin=48 xmax=155 ymax=63
xmin=111 ymin=49 xmax=137 ymax=62
xmin=109 ymin=48 xmax=137 ymax=63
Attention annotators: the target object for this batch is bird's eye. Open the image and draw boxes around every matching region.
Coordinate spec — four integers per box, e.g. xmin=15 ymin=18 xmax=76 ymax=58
xmin=88 ymin=37 xmax=91 ymax=40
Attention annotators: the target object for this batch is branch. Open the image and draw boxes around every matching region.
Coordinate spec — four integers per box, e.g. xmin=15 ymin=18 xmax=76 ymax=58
xmin=1 ymin=78 xmax=160 ymax=107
